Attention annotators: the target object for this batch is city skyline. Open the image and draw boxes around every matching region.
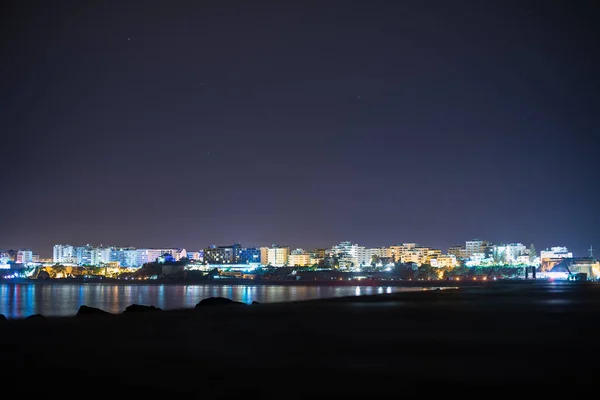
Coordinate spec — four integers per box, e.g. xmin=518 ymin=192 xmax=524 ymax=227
xmin=1 ymin=237 xmax=592 ymax=261
xmin=2 ymin=1 xmax=597 ymax=258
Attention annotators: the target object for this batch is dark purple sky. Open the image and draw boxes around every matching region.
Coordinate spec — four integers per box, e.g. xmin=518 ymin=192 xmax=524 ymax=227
xmin=2 ymin=1 xmax=598 ymax=257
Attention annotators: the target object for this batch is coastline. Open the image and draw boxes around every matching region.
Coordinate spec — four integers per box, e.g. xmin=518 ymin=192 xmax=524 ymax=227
xmin=1 ymin=281 xmax=599 ymax=396
xmin=1 ymin=277 xmax=506 ymax=287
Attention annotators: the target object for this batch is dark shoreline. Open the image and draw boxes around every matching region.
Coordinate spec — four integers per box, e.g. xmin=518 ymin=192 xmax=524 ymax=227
xmin=1 ymin=277 xmax=522 ymax=287
xmin=2 ymin=281 xmax=599 ymax=396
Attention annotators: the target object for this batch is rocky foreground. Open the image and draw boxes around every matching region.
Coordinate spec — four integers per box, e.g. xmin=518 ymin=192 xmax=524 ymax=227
xmin=1 ymin=282 xmax=600 ymax=397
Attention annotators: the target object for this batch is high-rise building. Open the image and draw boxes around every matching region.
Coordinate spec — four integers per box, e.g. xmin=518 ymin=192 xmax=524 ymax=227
xmin=110 ymin=248 xmax=138 ymax=267
xmin=16 ymin=249 xmax=33 ymax=264
xmin=91 ymin=247 xmax=112 ymax=266
xmin=399 ymin=245 xmax=439 ymax=266
xmin=330 ymin=241 xmax=365 ymax=269
xmin=75 ymin=245 xmax=93 ymax=266
xmin=448 ymin=245 xmax=467 ymax=260
xmin=492 ymin=243 xmax=527 ymax=264
xmin=260 ymin=247 xmax=269 ymax=265
xmin=289 ymin=249 xmax=310 ymax=266
xmin=240 ymin=247 xmax=261 ymax=264
xmin=53 ymin=244 xmax=75 ymax=264
xmin=365 ymin=247 xmax=390 ymax=265
xmin=204 ymin=244 xmax=245 ymax=264
xmin=136 ymin=248 xmax=185 ymax=266
xmin=267 ymin=246 xmax=290 ymax=267
xmin=465 ymin=240 xmax=492 ymax=258
xmin=389 ymin=243 xmax=420 ymax=264
xmin=389 ymin=245 xmax=404 ymax=263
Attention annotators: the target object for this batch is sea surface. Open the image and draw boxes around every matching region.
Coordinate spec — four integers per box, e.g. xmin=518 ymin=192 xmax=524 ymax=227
xmin=0 ymin=282 xmax=422 ymax=319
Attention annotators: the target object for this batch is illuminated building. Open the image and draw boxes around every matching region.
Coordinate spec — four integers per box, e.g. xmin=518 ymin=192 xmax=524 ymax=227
xmin=110 ymin=248 xmax=138 ymax=267
xmin=259 ymin=247 xmax=269 ymax=265
xmin=289 ymin=249 xmax=310 ymax=266
xmin=365 ymin=247 xmax=392 ymax=264
xmin=465 ymin=253 xmax=492 ymax=267
xmin=540 ymin=246 xmax=573 ymax=260
xmin=448 ymin=245 xmax=466 ymax=260
xmin=91 ymin=247 xmax=112 ymax=265
xmin=540 ymin=246 xmax=574 ymax=271
xmin=16 ymin=249 xmax=33 ymax=264
xmin=53 ymin=244 xmax=75 ymax=263
xmin=389 ymin=245 xmax=403 ymax=263
xmin=401 ymin=246 xmax=427 ymax=265
xmin=187 ymin=251 xmax=202 ymax=261
xmin=203 ymin=244 xmax=241 ymax=264
xmin=136 ymin=248 xmax=184 ymax=266
xmin=267 ymin=245 xmax=290 ymax=267
xmin=426 ymin=249 xmax=442 ymax=264
xmin=309 ymin=253 xmax=324 ymax=266
xmin=492 ymin=243 xmax=526 ymax=264
xmin=397 ymin=245 xmax=440 ymax=266
xmin=0 ymin=252 xmax=11 ymax=265
xmin=431 ymin=254 xmax=457 ymax=268
xmin=390 ymin=243 xmax=424 ymax=264
xmin=203 ymin=244 xmax=257 ymax=264
xmin=73 ymin=245 xmax=93 ymax=266
xmin=465 ymin=240 xmax=492 ymax=258
xmin=313 ymin=248 xmax=326 ymax=258
xmin=241 ymin=247 xmax=261 ymax=264
xmin=329 ymin=241 xmax=366 ymax=269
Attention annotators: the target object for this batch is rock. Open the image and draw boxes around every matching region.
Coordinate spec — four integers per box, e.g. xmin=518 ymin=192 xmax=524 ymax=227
xmin=123 ymin=304 xmax=162 ymax=313
xmin=76 ymin=305 xmax=112 ymax=317
xmin=0 ymin=314 xmax=6 ymax=321
xmin=27 ymin=314 xmax=45 ymax=320
xmin=195 ymin=297 xmax=246 ymax=307
xmin=252 ymin=301 xmax=260 ymax=305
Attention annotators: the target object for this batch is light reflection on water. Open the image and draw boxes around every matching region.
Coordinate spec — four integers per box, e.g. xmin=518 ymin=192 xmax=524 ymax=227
xmin=0 ymin=283 xmax=420 ymax=319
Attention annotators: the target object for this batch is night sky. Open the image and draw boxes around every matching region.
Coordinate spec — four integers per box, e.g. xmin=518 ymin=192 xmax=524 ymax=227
xmin=2 ymin=1 xmax=598 ymax=257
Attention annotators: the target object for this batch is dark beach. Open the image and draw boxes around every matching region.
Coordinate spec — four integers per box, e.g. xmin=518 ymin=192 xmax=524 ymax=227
xmin=1 ymin=281 xmax=599 ymax=397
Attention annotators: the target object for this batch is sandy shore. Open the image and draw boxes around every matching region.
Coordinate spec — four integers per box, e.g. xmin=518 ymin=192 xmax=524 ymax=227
xmin=1 ymin=281 xmax=599 ymax=397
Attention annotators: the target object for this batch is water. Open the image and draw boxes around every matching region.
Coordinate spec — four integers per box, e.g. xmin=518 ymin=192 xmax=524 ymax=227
xmin=0 ymin=282 xmax=420 ymax=319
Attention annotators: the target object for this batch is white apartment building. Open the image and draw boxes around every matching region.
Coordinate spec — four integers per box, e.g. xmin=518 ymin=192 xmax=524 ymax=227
xmin=466 ymin=240 xmax=492 ymax=257
xmin=135 ymin=248 xmax=183 ymax=266
xmin=364 ymin=247 xmax=392 ymax=265
xmin=330 ymin=241 xmax=366 ymax=269
xmin=16 ymin=249 xmax=33 ymax=264
xmin=493 ymin=243 xmax=527 ymax=264
xmin=53 ymin=244 xmax=75 ymax=263
xmin=91 ymin=247 xmax=112 ymax=265
xmin=431 ymin=254 xmax=457 ymax=268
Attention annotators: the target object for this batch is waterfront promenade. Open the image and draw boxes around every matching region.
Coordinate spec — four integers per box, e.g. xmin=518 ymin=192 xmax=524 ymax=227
xmin=1 ymin=281 xmax=599 ymax=397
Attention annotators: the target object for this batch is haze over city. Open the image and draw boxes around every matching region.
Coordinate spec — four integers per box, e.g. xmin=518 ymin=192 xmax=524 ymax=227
xmin=2 ymin=1 xmax=598 ymax=256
